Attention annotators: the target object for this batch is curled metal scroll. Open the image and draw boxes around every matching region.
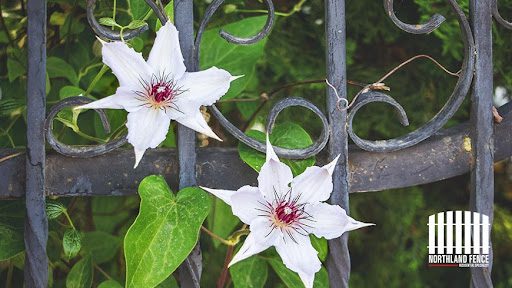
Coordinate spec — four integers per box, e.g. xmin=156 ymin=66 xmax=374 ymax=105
xmin=46 ymin=0 xmax=166 ymax=158
xmin=347 ymin=91 xmax=409 ymax=151
xmin=86 ymin=0 xmax=168 ymax=41
xmin=384 ymin=0 xmax=446 ymax=34
xmin=44 ymin=97 xmax=127 ymax=157
xmin=194 ymin=0 xmax=275 ymax=65
xmin=492 ymin=0 xmax=512 ymax=30
xmin=346 ymin=0 xmax=475 ymax=152
xmin=195 ymin=0 xmax=328 ymax=158
xmin=210 ymin=97 xmax=330 ymax=159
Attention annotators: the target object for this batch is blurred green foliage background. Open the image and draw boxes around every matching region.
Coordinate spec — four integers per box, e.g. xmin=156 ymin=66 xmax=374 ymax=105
xmin=0 ymin=0 xmax=511 ymax=287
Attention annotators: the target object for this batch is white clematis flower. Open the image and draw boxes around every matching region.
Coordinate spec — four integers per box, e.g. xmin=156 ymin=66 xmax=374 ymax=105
xmin=77 ymin=21 xmax=240 ymax=168
xmin=201 ymin=138 xmax=373 ymax=288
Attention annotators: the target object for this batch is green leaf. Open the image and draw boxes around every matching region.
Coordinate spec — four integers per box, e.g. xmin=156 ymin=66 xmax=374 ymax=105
xmin=160 ymin=123 xmax=176 ymax=148
xmin=0 ymin=201 xmax=25 ymax=260
xmin=59 ymin=86 xmax=85 ymax=99
xmin=238 ymin=122 xmax=315 ymax=175
xmin=130 ymin=37 xmax=144 ymax=52
xmin=124 ymin=176 xmax=210 ymax=288
xmin=230 ymin=256 xmax=268 ymax=288
xmin=63 ymin=229 xmax=82 ymax=260
xmin=127 ymin=20 xmax=147 ymax=30
xmin=82 ymin=231 xmax=121 ymax=264
xmin=310 ymin=236 xmax=328 ymax=262
xmin=200 ymin=16 xmax=267 ymax=99
xmin=155 ymin=275 xmax=179 ymax=288
xmin=98 ymin=280 xmax=123 ymax=288
xmin=49 ymin=11 xmax=66 ymax=26
xmin=129 ymin=0 xmax=150 ymax=20
xmin=155 ymin=1 xmax=174 ymax=30
xmin=0 ymin=99 xmax=25 ymax=117
xmin=60 ymin=14 xmax=85 ymax=38
xmin=0 ymin=225 xmax=24 ymax=260
xmin=46 ymin=201 xmax=66 ymax=220
xmin=7 ymin=57 xmax=25 ymax=82
xmin=66 ymin=254 xmax=93 ymax=288
xmin=47 ymin=57 xmax=79 ymax=85
xmin=207 ymin=197 xmax=240 ymax=248
xmin=98 ymin=17 xmax=119 ymax=27
xmin=268 ymin=258 xmax=329 ymax=288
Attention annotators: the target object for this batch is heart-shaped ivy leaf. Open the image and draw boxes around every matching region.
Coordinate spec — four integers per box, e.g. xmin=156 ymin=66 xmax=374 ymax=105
xmin=124 ymin=175 xmax=210 ymax=288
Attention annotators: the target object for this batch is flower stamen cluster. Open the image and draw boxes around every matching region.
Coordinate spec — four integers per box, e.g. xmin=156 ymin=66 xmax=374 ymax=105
xmin=135 ymin=73 xmax=186 ymax=112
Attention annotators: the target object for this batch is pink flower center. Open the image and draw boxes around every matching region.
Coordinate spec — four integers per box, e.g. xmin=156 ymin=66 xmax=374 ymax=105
xmin=151 ymin=82 xmax=177 ymax=103
xmin=274 ymin=203 xmax=300 ymax=225
xmin=257 ymin=189 xmax=313 ymax=243
xmin=136 ymin=74 xmax=185 ymax=111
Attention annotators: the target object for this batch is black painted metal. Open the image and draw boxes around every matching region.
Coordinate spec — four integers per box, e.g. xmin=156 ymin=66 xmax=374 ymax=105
xmin=470 ymin=0 xmax=494 ymax=286
xmin=14 ymin=0 xmax=510 ymax=286
xmin=24 ymin=0 xmax=48 ymax=286
xmin=1 ymin=102 xmax=512 ymax=200
xmin=45 ymin=97 xmax=128 ymax=157
xmin=383 ymin=0 xmax=446 ymax=34
xmin=492 ymin=0 xmax=512 ymax=29
xmin=174 ymin=0 xmax=201 ymax=287
xmin=347 ymin=0 xmax=475 ymax=152
xmin=325 ymin=0 xmax=351 ymax=286
xmin=86 ymin=0 xmax=149 ymax=41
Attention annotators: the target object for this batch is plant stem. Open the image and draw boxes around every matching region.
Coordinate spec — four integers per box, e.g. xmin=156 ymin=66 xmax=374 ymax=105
xmin=94 ymin=263 xmax=112 ymax=280
xmin=85 ymin=64 xmax=109 ymax=96
xmin=0 ymin=152 xmax=23 ymax=164
xmin=217 ymin=246 xmax=234 ymax=288
xmin=78 ymin=62 xmax=103 ymax=80
xmin=201 ymin=226 xmax=233 ymax=246
xmin=74 ymin=129 xmax=107 ymax=143
xmin=62 ymin=210 xmax=76 ymax=230
xmin=5 ymin=262 xmax=13 ymax=288
xmin=112 ymin=0 xmax=117 ymax=30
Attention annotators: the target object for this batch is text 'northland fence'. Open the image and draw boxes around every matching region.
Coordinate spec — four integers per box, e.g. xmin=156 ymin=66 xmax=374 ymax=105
xmin=0 ymin=0 xmax=512 ymax=287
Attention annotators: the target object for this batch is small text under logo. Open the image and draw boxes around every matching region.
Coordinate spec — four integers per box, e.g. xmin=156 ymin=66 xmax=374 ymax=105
xmin=427 ymin=211 xmax=490 ymax=268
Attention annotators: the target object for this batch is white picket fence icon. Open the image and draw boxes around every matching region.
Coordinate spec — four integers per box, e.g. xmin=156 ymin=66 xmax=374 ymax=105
xmin=428 ymin=211 xmax=490 ymax=255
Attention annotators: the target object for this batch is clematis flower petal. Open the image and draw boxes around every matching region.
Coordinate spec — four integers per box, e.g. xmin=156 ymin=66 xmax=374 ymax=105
xmin=275 ymin=234 xmax=321 ymax=288
xmin=202 ymin=185 xmax=265 ymax=224
xmin=126 ymin=108 xmax=171 ymax=168
xmin=101 ymin=41 xmax=152 ymax=89
xmin=76 ymin=94 xmax=123 ymax=110
xmin=258 ymin=137 xmax=293 ymax=201
xmin=147 ymin=21 xmax=186 ymax=79
xmin=177 ymin=67 xmax=239 ymax=107
xmin=229 ymin=217 xmax=281 ymax=267
xmin=230 ymin=186 xmax=267 ymax=224
xmin=77 ymin=87 xmax=146 ymax=112
xmin=290 ymin=155 xmax=340 ymax=204
xmin=200 ymin=187 xmax=235 ymax=206
xmin=304 ymin=202 xmax=374 ymax=240
xmin=174 ymin=110 xmax=221 ymax=141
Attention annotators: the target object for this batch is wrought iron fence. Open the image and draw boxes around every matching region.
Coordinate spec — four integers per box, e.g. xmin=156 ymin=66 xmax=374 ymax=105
xmin=0 ymin=0 xmax=512 ymax=287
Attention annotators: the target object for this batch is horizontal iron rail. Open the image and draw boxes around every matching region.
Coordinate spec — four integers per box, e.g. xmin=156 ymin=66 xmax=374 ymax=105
xmin=1 ymin=102 xmax=510 ymax=199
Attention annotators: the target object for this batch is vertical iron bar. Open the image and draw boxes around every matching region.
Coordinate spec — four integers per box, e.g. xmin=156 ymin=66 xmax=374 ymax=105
xmin=325 ymin=0 xmax=350 ymax=287
xmin=24 ymin=0 xmax=48 ymax=286
xmin=469 ymin=0 xmax=494 ymax=286
xmin=174 ymin=1 xmax=201 ymax=287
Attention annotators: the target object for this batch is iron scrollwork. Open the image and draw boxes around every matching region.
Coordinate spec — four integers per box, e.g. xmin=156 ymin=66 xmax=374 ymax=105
xmin=46 ymin=0 xmax=331 ymax=160
xmin=345 ymin=0 xmax=475 ymax=152
xmin=46 ymin=0 xmax=476 ymax=158
xmin=493 ymin=0 xmax=512 ymax=30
